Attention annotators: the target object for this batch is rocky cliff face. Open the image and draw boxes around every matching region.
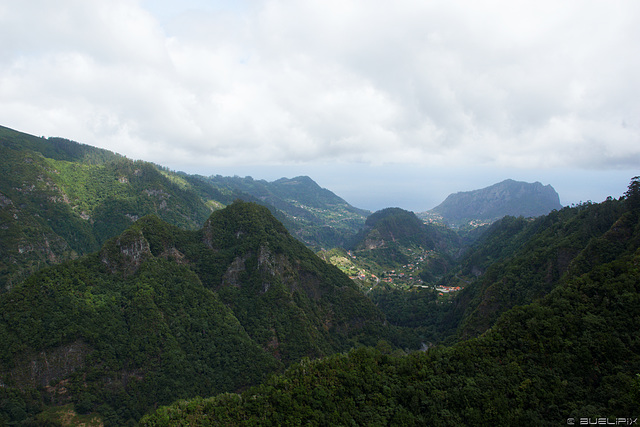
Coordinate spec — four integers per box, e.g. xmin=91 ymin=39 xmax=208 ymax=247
xmin=429 ymin=179 xmax=562 ymax=226
xmin=100 ymin=228 xmax=152 ymax=275
xmin=9 ymin=340 xmax=91 ymax=389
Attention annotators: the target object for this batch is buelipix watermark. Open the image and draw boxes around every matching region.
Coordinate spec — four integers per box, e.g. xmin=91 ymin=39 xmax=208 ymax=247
xmin=567 ymin=418 xmax=638 ymax=425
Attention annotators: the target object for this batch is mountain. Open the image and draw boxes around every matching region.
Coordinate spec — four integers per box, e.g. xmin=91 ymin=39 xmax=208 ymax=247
xmin=0 ymin=131 xmax=213 ymax=291
xmin=317 ymin=208 xmax=465 ymax=319
xmin=0 ymin=125 xmax=367 ymax=291
xmin=204 ymin=175 xmax=369 ymax=249
xmin=354 ymin=208 xmax=433 ymax=251
xmin=424 ymin=179 xmax=563 ymax=227
xmin=0 ymin=201 xmax=387 ymax=425
xmin=367 ymin=195 xmax=632 ymax=346
xmin=442 ymin=196 xmax=628 ymax=340
xmin=347 ymin=208 xmax=436 ymax=269
xmin=139 ymin=179 xmax=640 ymax=426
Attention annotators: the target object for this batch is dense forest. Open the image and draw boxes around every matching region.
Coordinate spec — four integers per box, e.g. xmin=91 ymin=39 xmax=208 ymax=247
xmin=0 ymin=126 xmax=366 ymax=292
xmin=1 ymin=126 xmax=638 ymax=425
xmin=140 ymin=178 xmax=640 ymax=425
xmin=0 ymin=201 xmax=386 ymax=425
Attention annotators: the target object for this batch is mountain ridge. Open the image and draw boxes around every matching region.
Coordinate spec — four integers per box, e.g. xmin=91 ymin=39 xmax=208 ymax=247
xmin=139 ymin=180 xmax=640 ymax=425
xmin=0 ymin=125 xmax=367 ymax=290
xmin=0 ymin=201 xmax=387 ymax=424
xmin=424 ymin=178 xmax=563 ymax=227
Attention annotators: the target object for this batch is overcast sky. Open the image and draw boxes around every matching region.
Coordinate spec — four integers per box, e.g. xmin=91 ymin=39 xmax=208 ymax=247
xmin=1 ymin=1 xmax=638 ymax=211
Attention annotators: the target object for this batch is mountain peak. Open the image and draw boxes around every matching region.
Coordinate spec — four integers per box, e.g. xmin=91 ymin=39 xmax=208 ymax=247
xmin=429 ymin=179 xmax=562 ymax=226
xmin=202 ymin=200 xmax=288 ymax=250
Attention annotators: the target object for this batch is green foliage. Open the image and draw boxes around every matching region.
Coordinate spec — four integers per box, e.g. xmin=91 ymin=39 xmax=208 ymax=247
xmin=454 ymin=198 xmax=627 ymax=338
xmin=0 ymin=250 xmax=281 ymax=424
xmin=0 ymin=201 xmax=386 ymax=425
xmin=0 ymin=126 xmax=374 ymax=293
xmin=369 ymin=284 xmax=444 ymax=348
xmin=205 ymin=175 xmax=369 ymax=250
xmin=0 ymin=125 xmax=121 ymax=165
xmin=624 ymin=176 xmax=640 ymax=213
xmin=0 ymin=128 xmax=214 ymax=291
xmin=4 ymin=124 xmax=640 ymax=425
xmin=360 ymin=207 xmax=434 ymax=248
xmin=142 ymin=230 xmax=640 ymax=425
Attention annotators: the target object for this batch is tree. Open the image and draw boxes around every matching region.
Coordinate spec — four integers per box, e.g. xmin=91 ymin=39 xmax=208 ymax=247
xmin=624 ymin=176 xmax=640 ymax=213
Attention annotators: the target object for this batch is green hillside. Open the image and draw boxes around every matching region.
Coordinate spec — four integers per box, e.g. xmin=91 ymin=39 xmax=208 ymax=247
xmin=0 ymin=201 xmax=386 ymax=425
xmin=0 ymin=126 xmax=370 ymax=292
xmin=205 ymin=175 xmax=369 ymax=249
xmin=139 ymin=179 xmax=640 ymax=426
xmin=3 ymin=123 xmax=639 ymax=425
xmin=0 ymin=128 xmax=217 ymax=291
xmin=345 ymin=208 xmax=462 ymax=287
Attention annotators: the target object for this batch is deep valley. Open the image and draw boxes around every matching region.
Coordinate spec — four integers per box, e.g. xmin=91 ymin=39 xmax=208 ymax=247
xmin=1 ymin=126 xmax=638 ymax=426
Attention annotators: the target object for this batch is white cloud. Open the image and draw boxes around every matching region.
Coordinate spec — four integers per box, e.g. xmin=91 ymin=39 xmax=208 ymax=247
xmin=1 ymin=0 xmax=638 ymax=205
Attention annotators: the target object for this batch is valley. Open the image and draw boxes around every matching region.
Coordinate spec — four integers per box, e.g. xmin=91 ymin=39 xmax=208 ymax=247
xmin=1 ymin=126 xmax=638 ymax=426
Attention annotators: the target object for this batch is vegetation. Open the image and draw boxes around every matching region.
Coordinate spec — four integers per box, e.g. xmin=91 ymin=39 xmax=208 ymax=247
xmin=205 ymin=175 xmax=369 ymax=249
xmin=0 ymin=127 xmax=369 ymax=293
xmin=141 ymin=180 xmax=640 ymax=425
xmin=0 ymin=201 xmax=386 ymax=425
xmin=2 ymin=125 xmax=638 ymax=425
xmin=343 ymin=208 xmax=463 ymax=290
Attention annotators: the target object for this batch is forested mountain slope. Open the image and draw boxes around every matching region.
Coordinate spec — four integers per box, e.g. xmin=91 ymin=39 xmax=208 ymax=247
xmin=348 ymin=208 xmax=462 ymax=268
xmin=205 ymin=175 xmax=369 ymax=249
xmin=0 ymin=126 xmax=369 ymax=292
xmin=140 ymin=179 xmax=640 ymax=426
xmin=0 ymin=201 xmax=386 ymax=425
xmin=447 ymin=196 xmax=628 ymax=340
xmin=0 ymin=127 xmax=214 ymax=291
xmin=369 ymin=192 xmax=633 ymax=347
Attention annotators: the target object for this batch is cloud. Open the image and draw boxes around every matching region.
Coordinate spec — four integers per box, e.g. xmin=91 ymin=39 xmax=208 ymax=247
xmin=1 ymin=0 xmax=638 ymax=173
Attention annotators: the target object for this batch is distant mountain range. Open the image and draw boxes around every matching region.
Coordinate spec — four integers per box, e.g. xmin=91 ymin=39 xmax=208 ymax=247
xmin=421 ymin=179 xmax=563 ymax=227
xmin=0 ymin=125 xmax=365 ymax=290
xmin=202 ymin=174 xmax=369 ymax=249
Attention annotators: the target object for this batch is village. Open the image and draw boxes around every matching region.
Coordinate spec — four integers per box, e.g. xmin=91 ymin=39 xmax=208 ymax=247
xmin=345 ymin=247 xmax=464 ymax=297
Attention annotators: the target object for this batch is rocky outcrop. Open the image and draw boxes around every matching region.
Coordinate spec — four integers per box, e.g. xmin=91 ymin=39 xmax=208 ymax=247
xmin=7 ymin=340 xmax=91 ymax=389
xmin=429 ymin=179 xmax=562 ymax=226
xmin=100 ymin=228 xmax=152 ymax=275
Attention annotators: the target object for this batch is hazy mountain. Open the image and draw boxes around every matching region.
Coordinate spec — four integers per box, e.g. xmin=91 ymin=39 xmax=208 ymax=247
xmin=0 ymin=201 xmax=386 ymax=425
xmin=424 ymin=179 xmax=563 ymax=227
xmin=204 ymin=174 xmax=369 ymax=249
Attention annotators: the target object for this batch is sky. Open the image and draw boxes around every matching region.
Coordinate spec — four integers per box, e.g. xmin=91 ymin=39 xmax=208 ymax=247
xmin=1 ymin=0 xmax=638 ymax=211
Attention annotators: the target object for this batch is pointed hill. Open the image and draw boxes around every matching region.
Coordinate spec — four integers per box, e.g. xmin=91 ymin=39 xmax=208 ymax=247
xmin=348 ymin=208 xmax=435 ymax=269
xmin=0 ymin=201 xmax=386 ymax=425
xmin=425 ymin=179 xmax=562 ymax=227
xmin=195 ymin=201 xmax=386 ymax=362
xmin=343 ymin=208 xmax=463 ymax=287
